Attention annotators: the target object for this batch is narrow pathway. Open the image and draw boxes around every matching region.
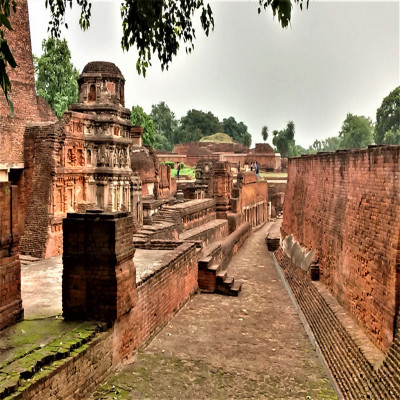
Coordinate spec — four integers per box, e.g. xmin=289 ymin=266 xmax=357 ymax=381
xmin=92 ymin=220 xmax=337 ymax=399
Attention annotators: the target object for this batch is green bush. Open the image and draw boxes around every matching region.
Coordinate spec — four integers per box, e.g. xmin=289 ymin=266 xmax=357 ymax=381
xmin=160 ymin=161 xmax=184 ymax=169
xmin=161 ymin=161 xmax=175 ymax=169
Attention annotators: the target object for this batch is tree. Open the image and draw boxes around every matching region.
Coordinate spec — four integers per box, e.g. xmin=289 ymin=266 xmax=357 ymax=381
xmin=322 ymin=136 xmax=340 ymax=152
xmin=153 ymin=133 xmax=173 ymax=152
xmin=261 ymin=126 xmax=268 ymax=142
xmin=33 ymin=38 xmax=79 ymax=118
xmin=223 ymin=116 xmax=252 ymax=147
xmin=272 ymin=121 xmax=297 ymax=157
xmin=311 ymin=139 xmax=322 ymax=152
xmin=338 ymin=113 xmax=374 ymax=150
xmin=2 ymin=0 xmax=309 ymax=114
xmin=375 ymin=86 xmax=400 ymax=145
xmin=130 ymin=105 xmax=156 ymax=146
xmin=151 ymin=101 xmax=178 ymax=147
xmin=176 ymin=109 xmax=222 ymax=143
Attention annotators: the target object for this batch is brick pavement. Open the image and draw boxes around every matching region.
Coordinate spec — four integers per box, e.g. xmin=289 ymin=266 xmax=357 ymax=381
xmin=92 ymin=219 xmax=337 ymax=399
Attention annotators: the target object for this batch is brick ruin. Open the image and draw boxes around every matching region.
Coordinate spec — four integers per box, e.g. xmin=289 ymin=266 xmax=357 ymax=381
xmin=131 ymin=143 xmax=174 ymax=224
xmin=157 ymin=140 xmax=282 ymax=171
xmin=21 ymin=62 xmax=141 ymax=258
xmin=0 ymin=0 xmax=55 ymax=330
xmin=281 ymin=145 xmax=400 ymax=352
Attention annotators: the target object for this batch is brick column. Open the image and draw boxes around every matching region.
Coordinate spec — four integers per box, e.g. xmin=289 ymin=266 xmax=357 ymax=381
xmin=63 ymin=210 xmax=136 ymax=322
xmin=0 ymin=183 xmax=23 ymax=329
xmin=212 ymin=162 xmax=233 ymax=219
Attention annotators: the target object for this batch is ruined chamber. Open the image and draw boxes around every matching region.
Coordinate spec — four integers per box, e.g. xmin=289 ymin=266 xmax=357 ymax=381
xmin=21 ymin=61 xmax=142 ymax=258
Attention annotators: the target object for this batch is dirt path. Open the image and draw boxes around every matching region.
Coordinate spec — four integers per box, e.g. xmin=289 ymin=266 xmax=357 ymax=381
xmin=92 ymin=219 xmax=337 ymax=399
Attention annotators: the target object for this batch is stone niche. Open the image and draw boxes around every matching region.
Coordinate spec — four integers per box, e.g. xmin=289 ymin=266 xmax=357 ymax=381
xmin=21 ymin=61 xmax=142 ymax=258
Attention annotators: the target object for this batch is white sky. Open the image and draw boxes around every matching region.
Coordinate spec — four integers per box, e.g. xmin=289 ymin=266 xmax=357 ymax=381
xmin=27 ymin=0 xmax=399 ymax=148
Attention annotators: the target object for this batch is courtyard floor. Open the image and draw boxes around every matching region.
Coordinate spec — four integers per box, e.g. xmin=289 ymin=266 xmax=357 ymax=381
xmin=92 ymin=220 xmax=337 ymax=400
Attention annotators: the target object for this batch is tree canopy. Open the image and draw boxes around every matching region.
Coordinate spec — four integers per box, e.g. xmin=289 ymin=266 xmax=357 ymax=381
xmin=33 ymin=37 xmax=79 ymax=118
xmin=309 ymin=136 xmax=340 ymax=153
xmin=1 ymin=0 xmax=309 ymax=113
xmin=261 ymin=126 xmax=269 ymax=142
xmin=272 ymin=121 xmax=298 ymax=157
xmin=222 ymin=117 xmax=252 ymax=147
xmin=151 ymin=101 xmax=177 ymax=150
xmin=375 ymin=86 xmax=400 ymax=145
xmin=130 ymin=105 xmax=156 ymax=146
xmin=176 ymin=109 xmax=222 ymax=143
xmin=338 ymin=113 xmax=374 ymax=150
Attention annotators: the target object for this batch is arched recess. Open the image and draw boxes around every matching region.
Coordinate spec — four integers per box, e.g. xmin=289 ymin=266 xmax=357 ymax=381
xmin=88 ymin=84 xmax=96 ymax=103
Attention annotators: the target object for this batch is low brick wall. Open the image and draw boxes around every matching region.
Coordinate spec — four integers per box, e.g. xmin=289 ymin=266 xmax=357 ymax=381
xmin=19 ymin=332 xmax=113 ymax=400
xmin=112 ymin=241 xmax=199 ymax=362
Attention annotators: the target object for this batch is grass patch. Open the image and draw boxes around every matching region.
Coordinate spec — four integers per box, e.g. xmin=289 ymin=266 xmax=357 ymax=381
xmin=171 ymin=167 xmax=195 ymax=179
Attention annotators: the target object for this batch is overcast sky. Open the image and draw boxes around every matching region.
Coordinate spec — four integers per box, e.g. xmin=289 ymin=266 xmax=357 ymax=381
xmin=27 ymin=0 xmax=399 ymax=148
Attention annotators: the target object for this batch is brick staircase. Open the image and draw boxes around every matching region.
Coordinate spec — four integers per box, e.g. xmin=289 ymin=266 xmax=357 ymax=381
xmin=274 ymin=248 xmax=400 ymax=399
xmin=152 ymin=207 xmax=182 ymax=230
xmin=198 ymin=243 xmax=241 ymax=296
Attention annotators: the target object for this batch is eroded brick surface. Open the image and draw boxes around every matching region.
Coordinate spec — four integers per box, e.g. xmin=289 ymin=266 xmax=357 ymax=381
xmin=282 ymin=147 xmax=400 ymax=351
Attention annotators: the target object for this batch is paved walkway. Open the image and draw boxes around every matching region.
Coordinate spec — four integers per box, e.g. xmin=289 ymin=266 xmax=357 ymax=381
xmin=92 ymin=220 xmax=337 ymax=399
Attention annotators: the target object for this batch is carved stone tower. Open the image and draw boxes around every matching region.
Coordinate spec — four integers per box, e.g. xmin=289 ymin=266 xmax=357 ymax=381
xmin=70 ymin=61 xmax=133 ymax=212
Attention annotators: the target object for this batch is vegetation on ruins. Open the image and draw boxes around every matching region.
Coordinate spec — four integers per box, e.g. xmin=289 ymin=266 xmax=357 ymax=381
xmin=1 ymin=0 xmax=309 ymax=114
xmin=130 ymin=105 xmax=156 ymax=146
xmin=222 ymin=116 xmax=252 ymax=147
xmin=142 ymin=104 xmax=253 ymax=150
xmin=199 ymin=132 xmax=234 ymax=143
xmin=337 ymin=113 xmax=374 ymax=150
xmin=33 ymin=38 xmax=79 ymax=118
xmin=375 ymin=86 xmax=400 ymax=145
xmin=261 ymin=126 xmax=269 ymax=142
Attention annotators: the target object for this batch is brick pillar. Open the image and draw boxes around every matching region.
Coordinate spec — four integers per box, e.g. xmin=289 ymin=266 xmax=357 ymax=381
xmin=212 ymin=162 xmax=232 ymax=219
xmin=62 ymin=210 xmax=136 ymax=322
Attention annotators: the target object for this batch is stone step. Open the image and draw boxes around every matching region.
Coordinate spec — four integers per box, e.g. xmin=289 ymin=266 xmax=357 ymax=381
xmin=228 ymin=282 xmax=242 ymax=296
xmin=216 ymin=270 xmax=227 ymax=283
xmin=224 ymin=276 xmax=234 ymax=287
xmin=198 ymin=256 xmax=212 ymax=270
xmin=208 ymin=264 xmax=219 ymax=272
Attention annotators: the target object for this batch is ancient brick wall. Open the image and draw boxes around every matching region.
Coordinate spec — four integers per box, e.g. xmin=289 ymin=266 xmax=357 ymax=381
xmin=0 ymin=183 xmax=23 ymax=330
xmin=0 ymin=0 xmax=54 ymax=169
xmin=112 ymin=242 xmax=199 ymax=362
xmin=246 ymin=154 xmax=281 ymax=171
xmin=254 ymin=143 xmax=274 ymax=154
xmin=156 ymin=153 xmax=187 ymax=166
xmin=21 ymin=120 xmax=67 ymax=258
xmin=282 ymin=146 xmax=400 ymax=350
xmin=231 ymin=172 xmax=269 ymax=227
